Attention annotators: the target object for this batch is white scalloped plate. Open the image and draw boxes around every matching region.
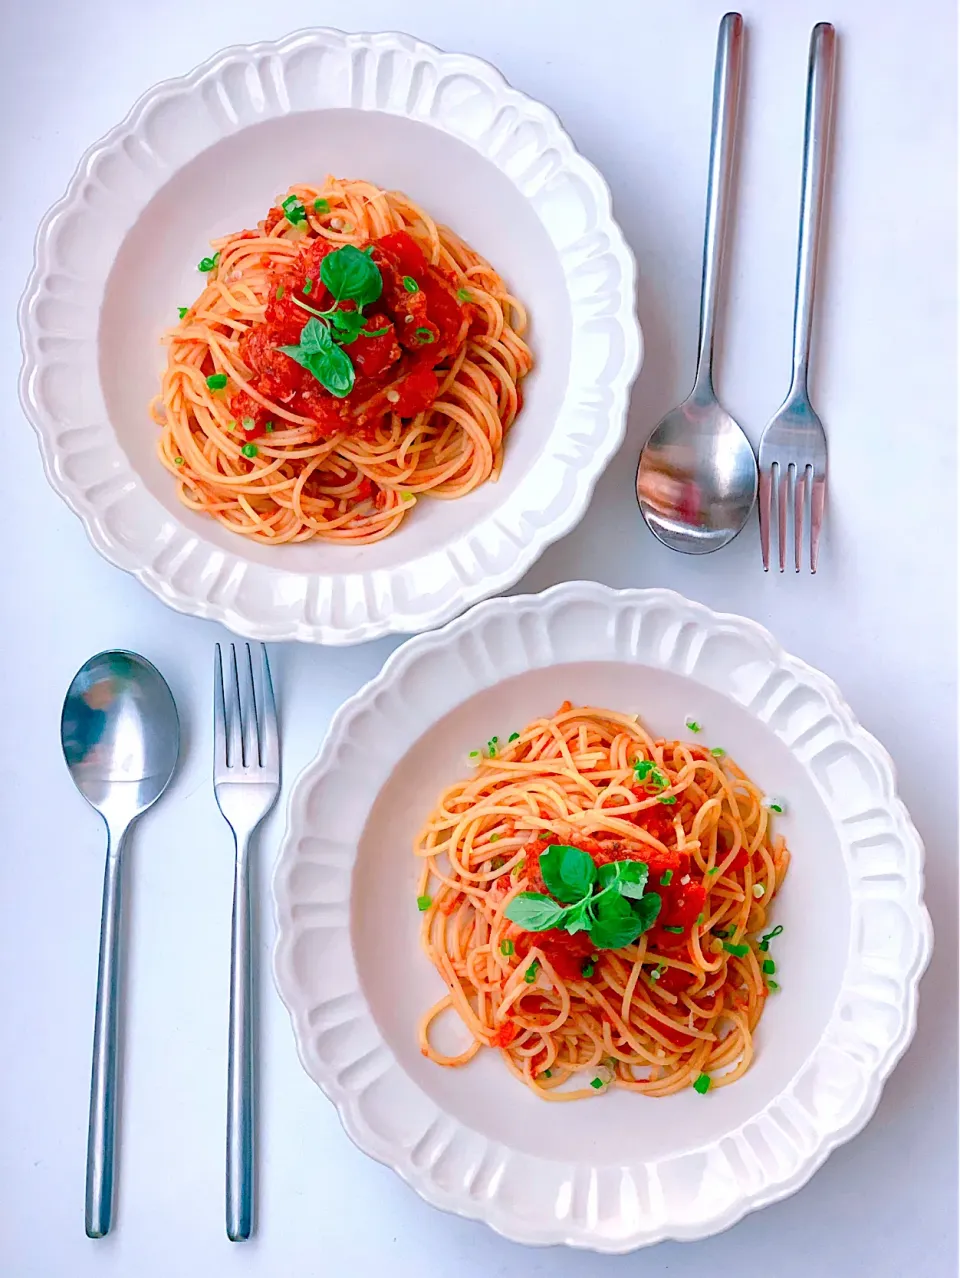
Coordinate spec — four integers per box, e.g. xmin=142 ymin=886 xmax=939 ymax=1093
xmin=18 ymin=30 xmax=640 ymax=644
xmin=273 ymin=582 xmax=932 ymax=1251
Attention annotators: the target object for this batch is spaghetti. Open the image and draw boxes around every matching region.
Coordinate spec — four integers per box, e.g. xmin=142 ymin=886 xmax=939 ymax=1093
xmin=415 ymin=703 xmax=789 ymax=1100
xmin=152 ymin=178 xmax=533 ymax=544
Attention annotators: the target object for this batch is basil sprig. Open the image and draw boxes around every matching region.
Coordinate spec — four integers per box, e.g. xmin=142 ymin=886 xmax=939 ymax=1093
xmin=276 ymin=245 xmax=388 ymax=397
xmin=504 ymin=844 xmax=662 ymax=951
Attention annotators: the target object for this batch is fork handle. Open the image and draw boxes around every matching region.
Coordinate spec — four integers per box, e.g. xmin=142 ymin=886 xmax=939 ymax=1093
xmin=790 ymin=23 xmax=837 ymax=398
xmin=226 ymin=838 xmax=253 ymax=1241
xmin=694 ymin=12 xmax=744 ymax=397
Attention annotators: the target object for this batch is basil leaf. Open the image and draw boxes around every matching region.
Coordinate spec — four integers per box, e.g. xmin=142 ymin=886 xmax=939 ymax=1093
xmin=277 ymin=319 xmax=355 ymax=398
xmin=588 ymin=892 xmax=644 ymax=950
xmin=596 ymin=859 xmax=649 ymax=900
xmin=321 ymin=244 xmax=383 ymax=307
xmin=327 ymin=309 xmax=368 ymax=347
xmin=539 ymin=844 xmax=597 ymax=904
xmin=561 ymin=897 xmax=595 ymax=935
xmin=504 ymin=892 xmax=567 ymax=932
xmin=316 ymin=342 xmax=355 ymax=397
xmin=630 ymin=890 xmax=662 ymax=934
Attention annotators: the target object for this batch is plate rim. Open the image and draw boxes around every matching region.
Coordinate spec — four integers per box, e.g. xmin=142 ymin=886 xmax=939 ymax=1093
xmin=17 ymin=27 xmax=642 ymax=644
xmin=271 ymin=581 xmax=933 ymax=1250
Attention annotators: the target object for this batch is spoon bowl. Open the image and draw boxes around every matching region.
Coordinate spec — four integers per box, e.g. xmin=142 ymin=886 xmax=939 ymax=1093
xmin=61 ymin=649 xmax=179 ymax=1238
xmin=637 ymin=389 xmax=758 ymax=554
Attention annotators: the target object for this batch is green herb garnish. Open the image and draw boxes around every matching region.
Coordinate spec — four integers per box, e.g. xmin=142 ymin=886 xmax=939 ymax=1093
xmin=276 ymin=285 xmax=285 ymax=301
xmin=402 ymin=275 xmax=419 ymax=293
xmin=500 ymin=939 xmax=514 ymax=957
xmin=767 ymin=979 xmax=780 ymax=992
xmin=302 ymin=277 xmax=313 ymax=295
xmin=710 ymin=747 xmax=726 ymax=758
xmin=198 ymin=251 xmax=220 ymax=272
xmin=523 ymin=961 xmax=539 ymax=984
xmin=662 ymin=925 xmax=684 ymax=934
xmin=278 ymin=317 xmax=355 ymax=398
xmin=264 ymin=422 xmax=275 ymax=432
xmin=281 ymin=194 xmax=307 ymax=226
xmin=590 ymin=1077 xmax=604 ymax=1090
xmin=758 ymin=924 xmax=784 ymax=952
xmin=456 ymin=288 xmax=471 ymax=301
xmin=415 ymin=326 xmax=435 ymax=343
xmin=178 ymin=307 xmax=188 ymax=319
xmin=173 ymin=456 xmax=185 ymax=466
xmin=468 ymin=750 xmax=480 ymax=758
xmin=581 ymin=961 xmax=595 ymax=978
xmin=658 ymin=795 xmax=677 ymax=805
xmin=206 ymin=373 xmax=227 ymax=390
xmin=634 ymin=760 xmax=668 ymax=789
xmin=693 ymin=1073 xmax=711 ymax=1095
xmin=685 ymin=718 xmax=702 ymax=733
xmin=504 ymin=845 xmax=662 ymax=952
xmin=722 ymin=941 xmax=750 ymax=957
xmin=508 ymin=732 xmax=520 ymax=742
xmin=313 ymin=197 xmax=330 ymax=213
xmin=762 ymin=958 xmax=776 ymax=975
xmin=416 ymin=895 xmax=432 ymax=911
xmin=543 ymin=1069 xmax=552 ymax=1078
xmin=241 ymin=416 xmax=255 ymax=431
xmin=660 ymin=871 xmax=673 ymax=886
xmin=241 ymin=443 xmax=258 ymax=458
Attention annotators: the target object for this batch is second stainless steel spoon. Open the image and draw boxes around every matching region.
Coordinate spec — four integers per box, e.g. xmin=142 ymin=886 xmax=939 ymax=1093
xmin=636 ymin=12 xmax=758 ymax=553
xmin=61 ymin=651 xmax=179 ymax=1237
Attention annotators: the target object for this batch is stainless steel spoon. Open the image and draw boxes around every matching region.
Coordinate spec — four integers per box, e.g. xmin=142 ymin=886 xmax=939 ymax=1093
xmin=636 ymin=12 xmax=758 ymax=553
xmin=61 ymin=651 xmax=179 ymax=1238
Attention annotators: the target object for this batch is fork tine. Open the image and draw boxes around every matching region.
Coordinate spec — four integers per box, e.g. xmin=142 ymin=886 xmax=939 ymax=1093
xmin=242 ymin=642 xmax=261 ymax=768
xmin=214 ymin=643 xmax=227 ymax=768
xmin=777 ymin=464 xmax=789 ymax=573
xmin=259 ymin=646 xmax=279 ymax=774
xmin=794 ymin=466 xmax=806 ymax=573
xmin=759 ymin=468 xmax=773 ymax=571
xmin=227 ymin=644 xmax=245 ymax=768
xmin=810 ymin=471 xmax=826 ymax=573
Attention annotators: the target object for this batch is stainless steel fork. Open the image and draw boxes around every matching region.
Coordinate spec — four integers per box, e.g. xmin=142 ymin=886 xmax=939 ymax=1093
xmin=214 ymin=643 xmax=280 ymax=1242
xmin=759 ymin=22 xmax=836 ymax=572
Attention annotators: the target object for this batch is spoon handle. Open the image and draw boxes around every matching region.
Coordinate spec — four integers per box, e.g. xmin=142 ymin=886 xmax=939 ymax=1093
xmin=790 ymin=23 xmax=837 ymax=400
xmin=85 ymin=824 xmax=129 ymax=1238
xmin=694 ymin=11 xmax=744 ymax=396
xmin=226 ymin=838 xmax=253 ymax=1242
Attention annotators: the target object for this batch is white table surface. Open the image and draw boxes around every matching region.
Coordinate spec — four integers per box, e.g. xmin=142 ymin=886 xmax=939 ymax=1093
xmin=2 ymin=1 xmax=956 ymax=1274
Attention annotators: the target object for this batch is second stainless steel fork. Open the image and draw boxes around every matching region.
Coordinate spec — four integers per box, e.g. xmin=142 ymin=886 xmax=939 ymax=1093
xmin=214 ymin=643 xmax=280 ymax=1241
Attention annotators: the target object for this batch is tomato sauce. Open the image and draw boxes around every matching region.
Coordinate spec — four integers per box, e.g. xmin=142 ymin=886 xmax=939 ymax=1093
xmin=230 ymin=229 xmax=469 ymax=441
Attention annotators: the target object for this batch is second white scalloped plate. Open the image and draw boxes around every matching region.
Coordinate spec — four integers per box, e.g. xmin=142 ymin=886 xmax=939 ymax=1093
xmin=18 ymin=29 xmax=640 ymax=644
xmin=273 ymin=582 xmax=931 ymax=1251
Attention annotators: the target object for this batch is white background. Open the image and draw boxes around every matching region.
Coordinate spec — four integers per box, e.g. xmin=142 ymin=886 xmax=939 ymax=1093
xmin=1 ymin=1 xmax=956 ymax=1275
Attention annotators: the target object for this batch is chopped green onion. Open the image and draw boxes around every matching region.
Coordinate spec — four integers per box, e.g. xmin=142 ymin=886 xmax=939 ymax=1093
xmin=415 ymin=326 xmax=435 ymax=343
xmin=762 ymin=958 xmax=776 ymax=975
xmin=500 ymin=939 xmax=514 ymax=957
xmin=276 ymin=285 xmax=285 ymax=300
xmin=685 ymin=718 xmax=702 ymax=733
xmin=763 ymin=796 xmax=785 ymax=814
xmin=523 ymin=961 xmax=539 ymax=984
xmin=712 ymin=928 xmax=732 ymax=939
xmin=760 ymin=924 xmax=784 ymax=950
xmin=198 ymin=251 xmax=220 ymax=272
xmin=707 ymin=867 xmax=721 ymax=876
xmin=402 ymin=275 xmax=419 ymax=293
xmin=660 ymin=871 xmax=673 ymax=886
xmin=265 ymin=422 xmax=275 ymax=432
xmin=241 ymin=443 xmax=258 ymax=459
xmin=752 ymin=883 xmax=766 ymax=899
xmin=468 ymin=750 xmax=480 ymax=758
xmin=658 ymin=795 xmax=678 ymax=805
xmin=693 ymin=1072 xmax=711 ymax=1095
xmin=543 ymin=1068 xmax=552 ymax=1078
xmin=173 ymin=456 xmax=185 ymax=466
xmin=590 ymin=1077 xmax=604 ymax=1090
xmin=489 ymin=833 xmax=501 ymax=842
xmin=416 ymin=895 xmax=432 ymax=911
xmin=281 ymin=194 xmax=307 ymax=225
xmin=402 ymin=491 xmax=414 ymax=502
xmin=767 ymin=979 xmax=780 ymax=992
xmin=710 ymin=747 xmax=726 ymax=758
xmin=303 ymin=277 xmax=313 ymax=294
xmin=487 ymin=739 xmax=498 ymax=757
xmin=313 ymin=197 xmax=329 ymax=213
xmin=696 ymin=913 xmax=704 ymax=926
xmin=206 ymin=373 xmax=227 ymax=390
xmin=722 ymin=941 xmax=750 ymax=957
xmin=490 ymin=857 xmax=505 ymax=870
xmin=662 ymin=925 xmax=684 ymax=934
xmin=178 ymin=307 xmax=188 ymax=319
xmin=457 ymin=288 xmax=471 ymax=301
xmin=649 ymin=967 xmax=662 ymax=982
xmin=241 ymin=416 xmax=255 ymax=431
xmin=581 ymin=961 xmax=595 ymax=978
xmin=508 ymin=732 xmax=520 ymax=742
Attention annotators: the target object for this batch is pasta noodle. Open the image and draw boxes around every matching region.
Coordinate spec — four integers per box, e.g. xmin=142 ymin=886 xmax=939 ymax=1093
xmin=414 ymin=702 xmax=789 ymax=1100
xmin=152 ymin=178 xmax=533 ymax=544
